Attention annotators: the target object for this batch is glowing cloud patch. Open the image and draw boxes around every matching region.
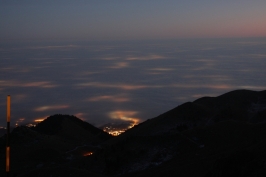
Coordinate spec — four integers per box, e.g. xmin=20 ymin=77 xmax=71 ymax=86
xmin=23 ymin=81 xmax=58 ymax=88
xmin=109 ymin=111 xmax=140 ymax=124
xmin=148 ymin=68 xmax=174 ymax=71
xmin=75 ymin=113 xmax=87 ymax=121
xmin=34 ymin=105 xmax=69 ymax=112
xmin=126 ymin=54 xmax=164 ymax=61
xmin=77 ymin=82 xmax=148 ymax=90
xmin=108 ymin=62 xmax=129 ymax=69
xmin=87 ymin=94 xmax=129 ymax=102
xmin=0 ymin=80 xmax=58 ymax=88
xmin=103 ymin=111 xmax=140 ymax=136
xmin=34 ymin=117 xmax=47 ymax=123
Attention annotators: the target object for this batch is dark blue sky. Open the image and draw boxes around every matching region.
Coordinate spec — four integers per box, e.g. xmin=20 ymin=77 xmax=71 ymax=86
xmin=1 ymin=0 xmax=266 ymax=41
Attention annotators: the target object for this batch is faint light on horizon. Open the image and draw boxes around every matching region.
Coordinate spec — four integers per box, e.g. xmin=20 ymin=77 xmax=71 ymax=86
xmin=15 ymin=118 xmax=25 ymax=127
xmin=75 ymin=113 xmax=86 ymax=121
xmin=34 ymin=117 xmax=47 ymax=123
xmin=34 ymin=119 xmax=45 ymax=122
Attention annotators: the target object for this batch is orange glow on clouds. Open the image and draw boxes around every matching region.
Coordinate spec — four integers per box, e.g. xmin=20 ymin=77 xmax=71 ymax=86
xmin=0 ymin=80 xmax=58 ymax=88
xmin=126 ymin=54 xmax=164 ymax=61
xmin=34 ymin=105 xmax=69 ymax=111
xmin=34 ymin=118 xmax=46 ymax=122
xmin=149 ymin=68 xmax=173 ymax=71
xmin=87 ymin=94 xmax=129 ymax=102
xmin=109 ymin=111 xmax=140 ymax=124
xmin=108 ymin=62 xmax=129 ymax=69
xmin=75 ymin=113 xmax=87 ymax=121
xmin=78 ymin=82 xmax=148 ymax=90
xmin=103 ymin=111 xmax=140 ymax=136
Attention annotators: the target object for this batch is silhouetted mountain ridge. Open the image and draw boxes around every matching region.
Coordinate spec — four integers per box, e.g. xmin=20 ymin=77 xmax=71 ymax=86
xmin=34 ymin=114 xmax=100 ymax=135
xmin=33 ymin=114 xmax=111 ymax=142
xmin=1 ymin=89 xmax=266 ymax=177
xmin=119 ymin=89 xmax=266 ymax=137
xmin=87 ymin=89 xmax=266 ymax=176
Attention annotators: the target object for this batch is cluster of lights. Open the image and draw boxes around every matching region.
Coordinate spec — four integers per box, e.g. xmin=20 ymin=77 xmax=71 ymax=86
xmin=25 ymin=123 xmax=36 ymax=127
xmin=103 ymin=122 xmax=137 ymax=136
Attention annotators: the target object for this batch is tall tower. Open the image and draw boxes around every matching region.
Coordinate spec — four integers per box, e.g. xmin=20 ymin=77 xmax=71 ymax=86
xmin=6 ymin=95 xmax=10 ymax=177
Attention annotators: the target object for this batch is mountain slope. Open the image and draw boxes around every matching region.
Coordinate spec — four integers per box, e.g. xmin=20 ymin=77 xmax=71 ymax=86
xmin=1 ymin=90 xmax=266 ymax=176
xmin=86 ymin=89 xmax=266 ymax=175
xmin=0 ymin=114 xmax=112 ymax=177
xmin=117 ymin=89 xmax=266 ymax=137
xmin=33 ymin=114 xmax=111 ymax=143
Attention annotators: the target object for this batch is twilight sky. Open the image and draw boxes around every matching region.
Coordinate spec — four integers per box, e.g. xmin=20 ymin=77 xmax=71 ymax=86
xmin=1 ymin=0 xmax=266 ymax=41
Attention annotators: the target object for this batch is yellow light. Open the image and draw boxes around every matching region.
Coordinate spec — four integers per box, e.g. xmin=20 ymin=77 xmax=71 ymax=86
xmin=83 ymin=152 xmax=93 ymax=156
xmin=34 ymin=118 xmax=45 ymax=122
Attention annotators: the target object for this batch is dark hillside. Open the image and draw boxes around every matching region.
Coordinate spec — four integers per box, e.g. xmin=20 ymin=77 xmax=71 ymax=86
xmin=33 ymin=114 xmax=111 ymax=142
xmin=117 ymin=121 xmax=266 ymax=177
xmin=1 ymin=90 xmax=266 ymax=176
xmin=0 ymin=115 xmax=112 ymax=177
xmin=89 ymin=89 xmax=266 ymax=176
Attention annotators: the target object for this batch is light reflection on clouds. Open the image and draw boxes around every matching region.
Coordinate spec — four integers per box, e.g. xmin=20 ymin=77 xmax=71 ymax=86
xmin=23 ymin=82 xmax=57 ymax=88
xmin=28 ymin=45 xmax=79 ymax=50
xmin=0 ymin=80 xmax=58 ymax=88
xmin=108 ymin=62 xmax=129 ymax=69
xmin=101 ymin=57 xmax=120 ymax=60
xmin=238 ymin=85 xmax=266 ymax=90
xmin=148 ymin=68 xmax=174 ymax=71
xmin=0 ymin=39 xmax=266 ymax=127
xmin=171 ymin=84 xmax=233 ymax=90
xmin=109 ymin=111 xmax=140 ymax=124
xmin=75 ymin=113 xmax=86 ymax=121
xmin=87 ymin=94 xmax=129 ymax=102
xmin=191 ymin=94 xmax=217 ymax=99
xmin=77 ymin=82 xmax=150 ymax=90
xmin=126 ymin=54 xmax=164 ymax=61
xmin=146 ymin=67 xmax=174 ymax=75
xmin=183 ymin=75 xmax=232 ymax=81
xmin=34 ymin=117 xmax=46 ymax=123
xmin=34 ymin=105 xmax=69 ymax=112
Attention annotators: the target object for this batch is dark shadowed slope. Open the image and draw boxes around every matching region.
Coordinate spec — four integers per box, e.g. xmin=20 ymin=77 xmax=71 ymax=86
xmin=33 ymin=114 xmax=112 ymax=142
xmin=116 ymin=89 xmax=266 ymax=137
xmin=0 ymin=114 xmax=112 ymax=177
xmin=1 ymin=90 xmax=266 ymax=177
xmin=117 ymin=121 xmax=266 ymax=177
xmin=88 ymin=89 xmax=266 ymax=176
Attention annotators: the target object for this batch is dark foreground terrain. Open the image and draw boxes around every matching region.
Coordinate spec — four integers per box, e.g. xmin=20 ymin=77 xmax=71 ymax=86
xmin=1 ymin=89 xmax=266 ymax=177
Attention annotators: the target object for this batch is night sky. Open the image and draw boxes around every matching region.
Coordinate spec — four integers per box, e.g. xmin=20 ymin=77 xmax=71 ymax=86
xmin=1 ymin=0 xmax=266 ymax=41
